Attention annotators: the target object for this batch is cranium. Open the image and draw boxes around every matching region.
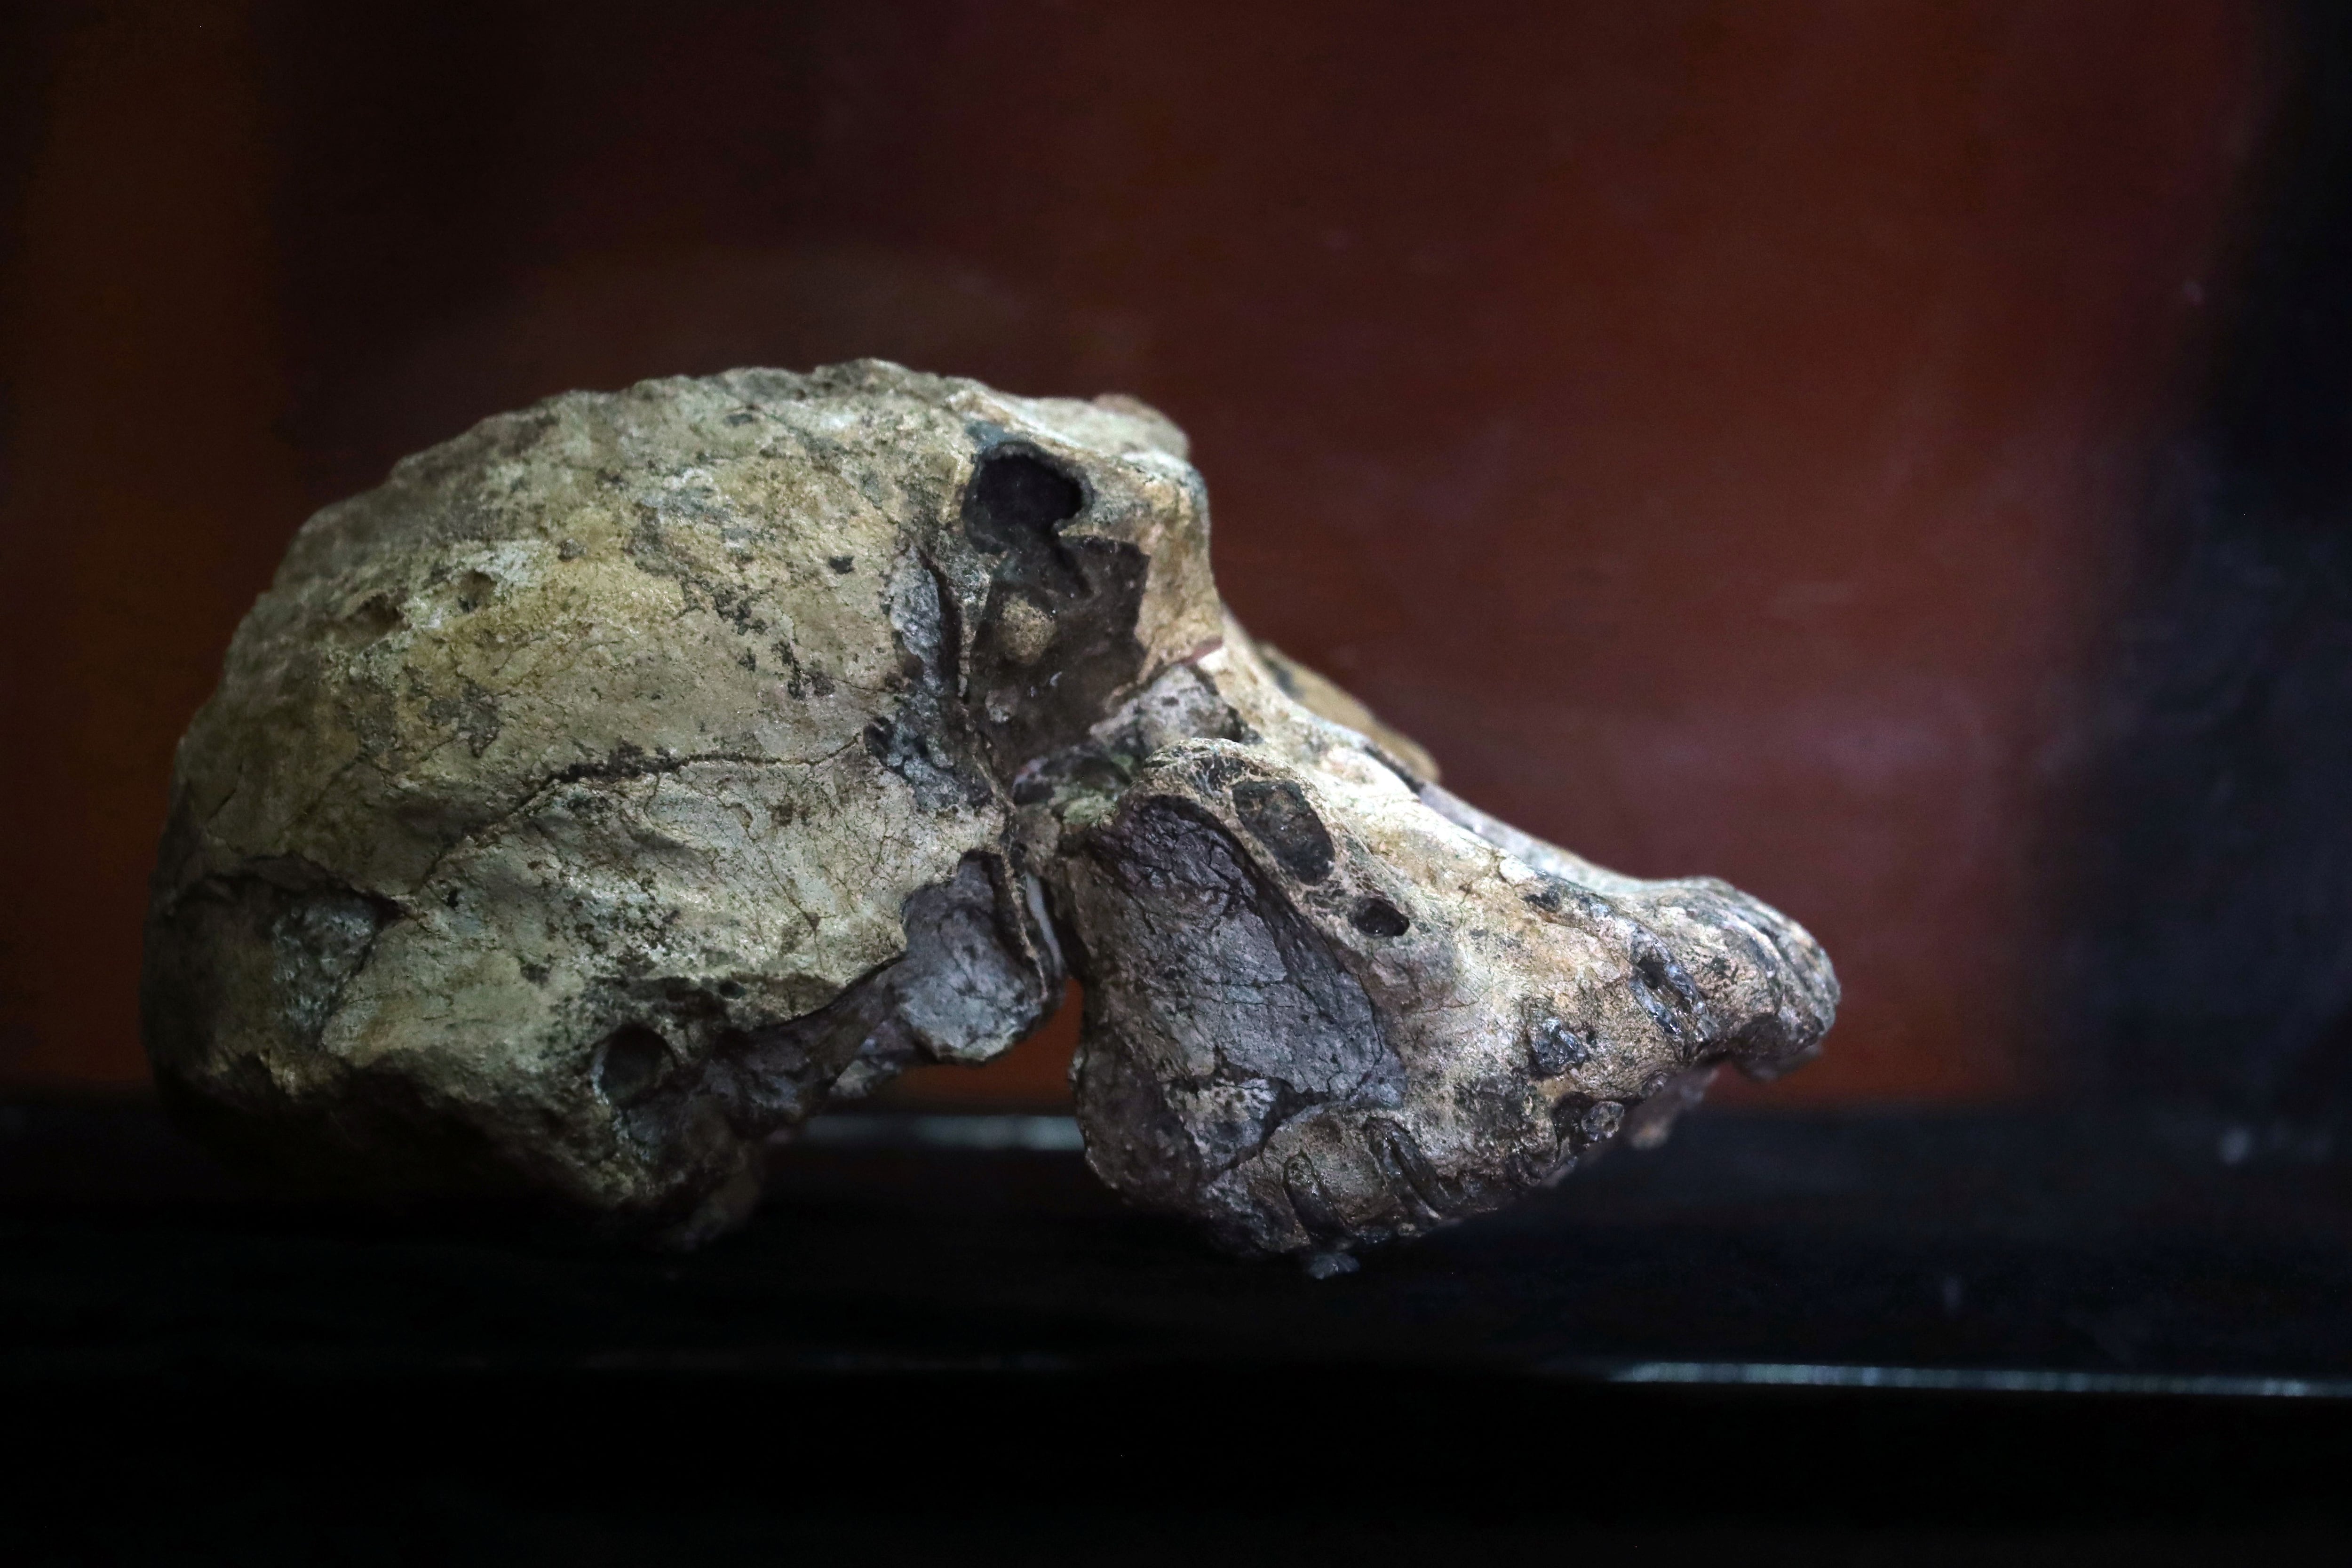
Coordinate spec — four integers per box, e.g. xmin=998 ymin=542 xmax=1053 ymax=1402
xmin=143 ymin=363 xmax=1836 ymax=1260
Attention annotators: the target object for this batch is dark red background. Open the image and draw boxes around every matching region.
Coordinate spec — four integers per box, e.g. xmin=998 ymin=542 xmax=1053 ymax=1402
xmin=0 ymin=1 xmax=2272 ymax=1103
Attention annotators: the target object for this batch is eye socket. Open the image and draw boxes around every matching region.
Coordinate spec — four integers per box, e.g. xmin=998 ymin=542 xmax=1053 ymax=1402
xmin=964 ymin=448 xmax=1084 ymax=553
xmin=1351 ymin=897 xmax=1410 ymax=938
xmin=594 ymin=1023 xmax=671 ymax=1106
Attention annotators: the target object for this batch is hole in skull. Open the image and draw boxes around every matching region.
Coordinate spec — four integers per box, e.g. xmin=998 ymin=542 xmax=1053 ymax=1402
xmin=1530 ymin=1017 xmax=1591 ymax=1075
xmin=594 ymin=1024 xmax=672 ymax=1107
xmin=328 ymin=594 xmax=404 ymax=647
xmin=964 ymin=448 xmax=1084 ymax=553
xmin=452 ymin=570 xmax=496 ymax=613
xmin=1351 ymin=897 xmax=1410 ymax=938
xmin=1230 ymin=779 xmax=1336 ymax=883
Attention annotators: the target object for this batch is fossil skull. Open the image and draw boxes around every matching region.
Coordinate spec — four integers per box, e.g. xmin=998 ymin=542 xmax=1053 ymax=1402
xmin=143 ymin=362 xmax=1836 ymax=1257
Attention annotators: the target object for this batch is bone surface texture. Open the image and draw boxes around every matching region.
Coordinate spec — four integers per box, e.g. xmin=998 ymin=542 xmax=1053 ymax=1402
xmin=143 ymin=363 xmax=1836 ymax=1256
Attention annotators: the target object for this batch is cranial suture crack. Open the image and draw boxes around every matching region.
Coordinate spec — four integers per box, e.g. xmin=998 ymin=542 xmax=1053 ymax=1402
xmin=142 ymin=361 xmax=1836 ymax=1258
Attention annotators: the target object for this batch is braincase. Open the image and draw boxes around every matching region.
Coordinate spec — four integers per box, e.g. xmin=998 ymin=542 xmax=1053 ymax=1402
xmin=169 ymin=362 xmax=1196 ymax=902
xmin=144 ymin=363 xmax=1214 ymax=1227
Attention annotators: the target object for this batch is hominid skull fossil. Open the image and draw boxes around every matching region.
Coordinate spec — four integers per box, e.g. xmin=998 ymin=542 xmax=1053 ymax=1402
xmin=143 ymin=363 xmax=1836 ymax=1259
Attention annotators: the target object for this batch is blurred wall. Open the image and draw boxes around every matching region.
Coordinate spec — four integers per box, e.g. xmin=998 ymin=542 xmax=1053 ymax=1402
xmin=2066 ymin=3 xmax=2352 ymax=1125
xmin=0 ymin=0 xmax=2269 ymax=1100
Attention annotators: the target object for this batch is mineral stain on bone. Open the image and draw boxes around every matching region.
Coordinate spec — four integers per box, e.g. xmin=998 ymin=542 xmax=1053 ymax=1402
xmin=142 ymin=361 xmax=1836 ymax=1259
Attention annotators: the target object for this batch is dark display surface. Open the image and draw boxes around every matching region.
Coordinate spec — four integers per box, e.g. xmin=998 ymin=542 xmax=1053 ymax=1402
xmin=8 ymin=1100 xmax=2347 ymax=1385
xmin=8 ymin=1099 xmax=2352 ymax=1552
